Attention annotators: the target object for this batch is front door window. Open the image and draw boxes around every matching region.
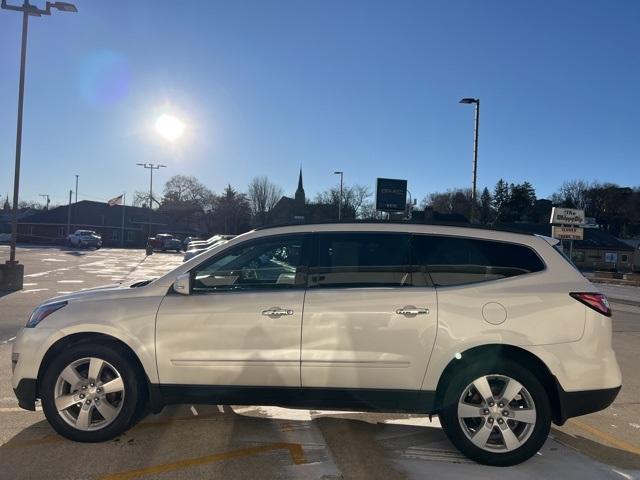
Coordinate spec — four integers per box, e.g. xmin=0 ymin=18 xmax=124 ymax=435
xmin=192 ymin=236 xmax=306 ymax=292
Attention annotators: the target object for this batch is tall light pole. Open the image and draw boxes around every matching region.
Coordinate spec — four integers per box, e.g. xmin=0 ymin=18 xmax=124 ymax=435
xmin=459 ymin=97 xmax=480 ymax=223
xmin=136 ymin=163 xmax=166 ymax=209
xmin=334 ymin=171 xmax=343 ymax=221
xmin=136 ymin=163 xmax=166 ymax=237
xmin=1 ymin=0 xmax=77 ymax=291
xmin=75 ymin=174 xmax=79 ymax=203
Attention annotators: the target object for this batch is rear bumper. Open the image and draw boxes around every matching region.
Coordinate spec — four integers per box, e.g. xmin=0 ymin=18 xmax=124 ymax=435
xmin=13 ymin=378 xmax=37 ymax=411
xmin=554 ymin=381 xmax=620 ymax=425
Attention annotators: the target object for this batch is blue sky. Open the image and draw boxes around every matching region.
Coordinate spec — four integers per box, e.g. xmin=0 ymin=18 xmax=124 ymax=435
xmin=1 ymin=0 xmax=639 ymax=207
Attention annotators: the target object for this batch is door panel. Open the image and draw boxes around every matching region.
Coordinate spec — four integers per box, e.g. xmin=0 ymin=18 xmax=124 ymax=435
xmin=301 ymin=287 xmax=438 ymax=390
xmin=156 ymin=290 xmax=304 ymax=386
xmin=300 ymin=232 xmax=438 ymax=390
xmin=156 ymin=234 xmax=309 ymax=387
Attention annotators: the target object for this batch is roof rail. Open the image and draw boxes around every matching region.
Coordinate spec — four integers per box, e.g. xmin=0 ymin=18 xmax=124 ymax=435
xmin=252 ymin=219 xmax=537 ymax=236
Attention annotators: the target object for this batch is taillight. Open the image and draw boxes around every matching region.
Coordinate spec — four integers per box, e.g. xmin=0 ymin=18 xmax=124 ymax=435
xmin=570 ymin=292 xmax=612 ymax=317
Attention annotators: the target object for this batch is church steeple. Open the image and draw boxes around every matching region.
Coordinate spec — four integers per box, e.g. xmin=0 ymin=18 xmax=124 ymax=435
xmin=294 ymin=167 xmax=305 ymax=205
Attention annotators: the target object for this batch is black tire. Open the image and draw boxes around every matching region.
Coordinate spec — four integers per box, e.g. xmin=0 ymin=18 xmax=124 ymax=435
xmin=439 ymin=361 xmax=551 ymax=466
xmin=40 ymin=343 xmax=144 ymax=442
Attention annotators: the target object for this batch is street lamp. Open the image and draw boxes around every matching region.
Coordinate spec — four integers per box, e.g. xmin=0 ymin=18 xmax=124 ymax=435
xmin=334 ymin=171 xmax=344 ymax=221
xmin=1 ymin=0 xmax=77 ymax=291
xmin=459 ymin=97 xmax=480 ymax=223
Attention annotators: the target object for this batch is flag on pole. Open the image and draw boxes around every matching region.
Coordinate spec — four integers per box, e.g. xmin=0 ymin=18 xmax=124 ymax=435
xmin=107 ymin=194 xmax=123 ymax=207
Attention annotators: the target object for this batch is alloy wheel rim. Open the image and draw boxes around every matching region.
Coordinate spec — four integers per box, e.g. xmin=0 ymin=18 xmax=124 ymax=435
xmin=54 ymin=357 xmax=125 ymax=431
xmin=457 ymin=374 xmax=537 ymax=452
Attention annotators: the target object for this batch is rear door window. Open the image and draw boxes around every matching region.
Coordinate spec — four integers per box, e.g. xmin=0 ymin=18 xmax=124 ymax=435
xmin=310 ymin=232 xmax=414 ymax=288
xmin=412 ymin=234 xmax=545 ymax=286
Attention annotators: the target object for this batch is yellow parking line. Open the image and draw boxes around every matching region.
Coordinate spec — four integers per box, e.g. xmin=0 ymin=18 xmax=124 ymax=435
xmin=2 ymin=413 xmax=222 ymax=450
xmin=568 ymin=419 xmax=640 ymax=456
xmin=98 ymin=442 xmax=307 ymax=480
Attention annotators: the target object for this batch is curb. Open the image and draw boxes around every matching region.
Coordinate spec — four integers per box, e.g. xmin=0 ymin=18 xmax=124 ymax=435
xmin=608 ymin=298 xmax=640 ymax=308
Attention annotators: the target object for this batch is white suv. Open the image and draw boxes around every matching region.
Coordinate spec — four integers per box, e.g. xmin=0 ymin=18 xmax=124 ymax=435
xmin=11 ymin=223 xmax=621 ymax=466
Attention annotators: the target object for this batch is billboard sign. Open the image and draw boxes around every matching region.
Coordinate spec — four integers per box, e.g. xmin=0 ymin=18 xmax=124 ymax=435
xmin=551 ymin=226 xmax=584 ymax=241
xmin=376 ymin=178 xmax=407 ymax=212
xmin=550 ymin=207 xmax=585 ymax=226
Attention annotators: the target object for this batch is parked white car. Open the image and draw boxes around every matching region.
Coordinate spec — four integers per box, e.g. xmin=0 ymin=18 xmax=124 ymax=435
xmin=184 ymin=234 xmax=232 ymax=251
xmin=67 ymin=230 xmax=102 ymax=249
xmin=11 ymin=223 xmax=621 ymax=465
xmin=182 ymin=236 xmax=231 ymax=262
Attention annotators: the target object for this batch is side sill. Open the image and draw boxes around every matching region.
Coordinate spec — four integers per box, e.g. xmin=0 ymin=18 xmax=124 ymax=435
xmin=154 ymin=385 xmax=436 ymax=414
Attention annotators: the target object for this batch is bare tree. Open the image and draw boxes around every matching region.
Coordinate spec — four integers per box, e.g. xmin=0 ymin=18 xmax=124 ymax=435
xmin=162 ymin=175 xmax=211 ymax=205
xmin=132 ymin=191 xmax=150 ymax=207
xmin=554 ymin=180 xmax=590 ymax=209
xmin=247 ymin=176 xmax=284 ymax=225
xmin=314 ymin=184 xmax=372 ymax=219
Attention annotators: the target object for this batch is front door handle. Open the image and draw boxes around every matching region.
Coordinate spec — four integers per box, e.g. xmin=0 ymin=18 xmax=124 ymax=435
xmin=262 ymin=307 xmax=294 ymax=317
xmin=396 ymin=306 xmax=429 ymax=316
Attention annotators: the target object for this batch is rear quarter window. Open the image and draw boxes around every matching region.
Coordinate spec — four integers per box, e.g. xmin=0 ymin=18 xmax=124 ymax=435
xmin=412 ymin=234 xmax=545 ymax=286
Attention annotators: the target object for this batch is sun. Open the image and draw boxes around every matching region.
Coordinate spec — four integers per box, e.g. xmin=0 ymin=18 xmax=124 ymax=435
xmin=155 ymin=113 xmax=185 ymax=142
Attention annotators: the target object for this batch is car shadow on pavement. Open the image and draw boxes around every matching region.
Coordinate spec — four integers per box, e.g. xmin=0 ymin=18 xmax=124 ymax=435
xmin=2 ymin=407 xmax=639 ymax=479
xmin=0 ymin=405 xmax=309 ymax=479
xmin=551 ymin=427 xmax=640 ymax=470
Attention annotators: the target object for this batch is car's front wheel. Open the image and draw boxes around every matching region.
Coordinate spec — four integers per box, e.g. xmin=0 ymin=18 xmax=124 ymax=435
xmin=41 ymin=343 xmax=143 ymax=442
xmin=439 ymin=362 xmax=551 ymax=466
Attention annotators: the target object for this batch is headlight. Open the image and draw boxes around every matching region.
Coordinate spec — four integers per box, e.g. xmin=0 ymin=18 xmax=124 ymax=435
xmin=26 ymin=301 xmax=67 ymax=328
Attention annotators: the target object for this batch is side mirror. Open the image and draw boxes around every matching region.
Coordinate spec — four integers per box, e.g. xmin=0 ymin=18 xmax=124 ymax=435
xmin=173 ymin=273 xmax=191 ymax=295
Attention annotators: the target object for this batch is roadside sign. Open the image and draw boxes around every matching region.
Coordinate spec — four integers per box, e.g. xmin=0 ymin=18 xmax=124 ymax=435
xmin=551 ymin=226 xmax=584 ymax=241
xmin=550 ymin=207 xmax=585 ymax=226
xmin=375 ymin=178 xmax=407 ymax=212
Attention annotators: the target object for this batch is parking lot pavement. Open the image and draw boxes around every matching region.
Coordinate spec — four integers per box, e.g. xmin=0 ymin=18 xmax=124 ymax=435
xmin=0 ymin=245 xmax=183 ymax=339
xmin=598 ymin=284 xmax=640 ymax=306
xmin=0 ymin=246 xmax=639 ymax=479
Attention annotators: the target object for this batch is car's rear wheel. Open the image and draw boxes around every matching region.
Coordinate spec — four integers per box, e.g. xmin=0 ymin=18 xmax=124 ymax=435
xmin=439 ymin=362 xmax=551 ymax=466
xmin=41 ymin=343 xmax=143 ymax=442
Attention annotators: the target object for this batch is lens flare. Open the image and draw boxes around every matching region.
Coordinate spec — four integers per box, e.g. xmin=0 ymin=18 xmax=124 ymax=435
xmin=77 ymin=50 xmax=130 ymax=107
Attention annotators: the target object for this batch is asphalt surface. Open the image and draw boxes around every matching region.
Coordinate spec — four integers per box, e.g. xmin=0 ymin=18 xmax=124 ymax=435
xmin=0 ymin=245 xmax=639 ymax=479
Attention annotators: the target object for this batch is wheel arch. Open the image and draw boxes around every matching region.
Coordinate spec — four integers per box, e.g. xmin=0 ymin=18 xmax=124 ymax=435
xmin=36 ymin=333 xmax=152 ymax=404
xmin=433 ymin=344 xmax=563 ymax=425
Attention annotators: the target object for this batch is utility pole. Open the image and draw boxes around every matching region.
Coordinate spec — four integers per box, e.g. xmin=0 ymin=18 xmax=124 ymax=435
xmin=1 ymin=0 xmax=78 ymax=291
xmin=75 ymin=174 xmax=78 ymax=203
xmin=334 ymin=171 xmax=344 ymax=221
xmin=39 ymin=193 xmax=50 ymax=210
xmin=66 ymin=189 xmax=72 ymax=236
xmin=459 ymin=97 xmax=480 ymax=223
xmin=120 ymin=192 xmax=125 ymax=248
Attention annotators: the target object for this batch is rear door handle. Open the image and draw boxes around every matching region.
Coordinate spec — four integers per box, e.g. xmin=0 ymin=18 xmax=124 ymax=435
xmin=262 ymin=307 xmax=294 ymax=317
xmin=396 ymin=306 xmax=429 ymax=316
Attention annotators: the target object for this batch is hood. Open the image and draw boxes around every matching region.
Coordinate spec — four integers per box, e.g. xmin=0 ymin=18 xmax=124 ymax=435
xmin=44 ymin=278 xmax=157 ymax=304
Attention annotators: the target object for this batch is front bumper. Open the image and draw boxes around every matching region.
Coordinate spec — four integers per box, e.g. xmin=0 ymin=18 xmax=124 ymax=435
xmin=554 ymin=381 xmax=620 ymax=425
